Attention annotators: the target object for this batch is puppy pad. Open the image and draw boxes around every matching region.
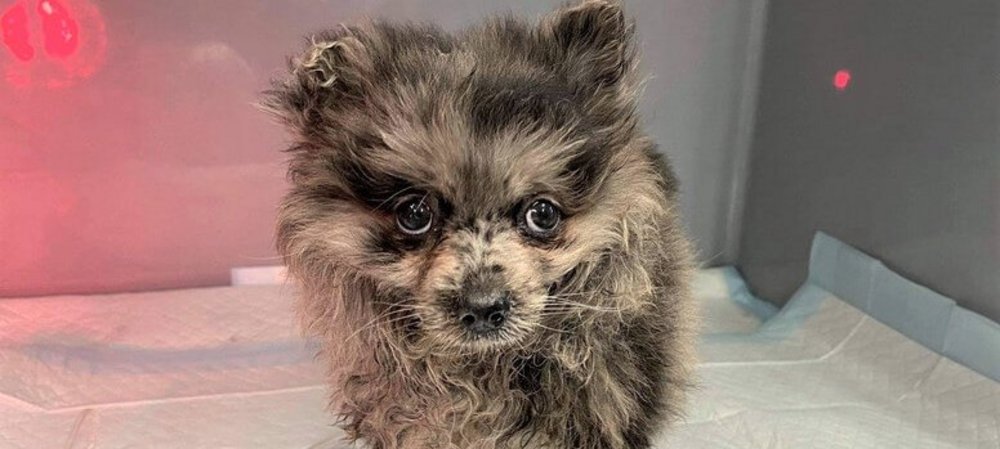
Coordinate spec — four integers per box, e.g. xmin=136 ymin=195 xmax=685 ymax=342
xmin=665 ymin=233 xmax=1000 ymax=449
xmin=1 ymin=234 xmax=997 ymax=448
xmin=0 ymin=285 xmax=333 ymax=448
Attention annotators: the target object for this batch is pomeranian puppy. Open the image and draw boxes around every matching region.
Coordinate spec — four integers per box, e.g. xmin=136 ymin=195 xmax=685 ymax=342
xmin=262 ymin=1 xmax=696 ymax=447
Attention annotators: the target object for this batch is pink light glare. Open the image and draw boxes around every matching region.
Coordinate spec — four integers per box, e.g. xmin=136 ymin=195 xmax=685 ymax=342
xmin=38 ymin=0 xmax=80 ymax=58
xmin=1 ymin=0 xmax=105 ymax=88
xmin=833 ymin=69 xmax=852 ymax=91
xmin=1 ymin=2 xmax=33 ymax=61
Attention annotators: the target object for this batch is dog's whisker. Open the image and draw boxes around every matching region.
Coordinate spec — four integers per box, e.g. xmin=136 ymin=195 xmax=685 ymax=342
xmin=342 ymin=308 xmax=421 ymax=344
xmin=529 ymin=322 xmax=572 ymax=335
xmin=543 ymin=301 xmax=621 ymax=313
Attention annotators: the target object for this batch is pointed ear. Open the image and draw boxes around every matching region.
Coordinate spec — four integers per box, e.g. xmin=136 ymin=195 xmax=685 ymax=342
xmin=259 ymin=31 xmax=374 ymax=131
xmin=541 ymin=0 xmax=636 ymax=88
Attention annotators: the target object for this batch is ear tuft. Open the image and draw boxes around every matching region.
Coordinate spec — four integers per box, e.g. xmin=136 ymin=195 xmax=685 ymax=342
xmin=259 ymin=32 xmax=373 ymax=131
xmin=298 ymin=39 xmax=346 ymax=88
xmin=294 ymin=35 xmax=372 ymax=90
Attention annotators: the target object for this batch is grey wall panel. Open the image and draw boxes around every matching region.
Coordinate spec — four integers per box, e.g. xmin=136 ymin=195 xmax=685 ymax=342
xmin=738 ymin=0 xmax=1000 ymax=321
xmin=631 ymin=0 xmax=767 ymax=265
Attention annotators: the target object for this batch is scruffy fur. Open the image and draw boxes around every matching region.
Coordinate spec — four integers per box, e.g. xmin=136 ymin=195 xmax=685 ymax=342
xmin=262 ymin=1 xmax=697 ymax=448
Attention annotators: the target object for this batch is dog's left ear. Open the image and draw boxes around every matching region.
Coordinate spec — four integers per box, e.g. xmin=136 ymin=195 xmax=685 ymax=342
xmin=540 ymin=0 xmax=636 ymax=90
xmin=259 ymin=32 xmax=375 ymax=133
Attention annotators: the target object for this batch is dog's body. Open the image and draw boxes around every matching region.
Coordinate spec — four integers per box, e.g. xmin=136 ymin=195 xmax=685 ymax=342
xmin=263 ymin=1 xmax=696 ymax=447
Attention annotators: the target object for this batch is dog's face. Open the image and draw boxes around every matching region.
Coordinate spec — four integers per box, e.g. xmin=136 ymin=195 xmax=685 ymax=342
xmin=266 ymin=1 xmax=669 ymax=355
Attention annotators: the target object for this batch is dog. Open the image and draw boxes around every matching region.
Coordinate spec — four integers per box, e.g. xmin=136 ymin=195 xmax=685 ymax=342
xmin=261 ymin=1 xmax=696 ymax=447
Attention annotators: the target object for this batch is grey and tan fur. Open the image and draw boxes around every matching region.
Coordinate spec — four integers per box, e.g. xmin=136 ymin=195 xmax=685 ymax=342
xmin=261 ymin=1 xmax=697 ymax=447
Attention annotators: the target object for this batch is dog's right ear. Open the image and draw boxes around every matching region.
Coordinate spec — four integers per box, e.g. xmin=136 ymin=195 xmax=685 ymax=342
xmin=540 ymin=0 xmax=635 ymax=90
xmin=259 ymin=32 xmax=374 ymax=131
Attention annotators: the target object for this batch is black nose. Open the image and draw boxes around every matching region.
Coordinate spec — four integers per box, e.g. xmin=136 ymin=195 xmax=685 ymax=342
xmin=458 ymin=293 xmax=512 ymax=334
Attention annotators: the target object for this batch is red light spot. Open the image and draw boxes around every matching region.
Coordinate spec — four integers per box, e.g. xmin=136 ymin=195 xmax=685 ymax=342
xmin=2 ymin=3 xmax=34 ymax=61
xmin=2 ymin=0 xmax=105 ymax=88
xmin=833 ymin=69 xmax=852 ymax=91
xmin=37 ymin=0 xmax=78 ymax=58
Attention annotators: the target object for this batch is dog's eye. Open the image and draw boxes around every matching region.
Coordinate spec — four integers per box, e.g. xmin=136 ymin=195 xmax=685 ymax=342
xmin=395 ymin=197 xmax=433 ymax=235
xmin=524 ymin=199 xmax=561 ymax=235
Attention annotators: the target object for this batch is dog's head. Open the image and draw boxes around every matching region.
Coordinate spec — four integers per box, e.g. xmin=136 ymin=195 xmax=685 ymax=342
xmin=264 ymin=1 xmax=677 ymax=355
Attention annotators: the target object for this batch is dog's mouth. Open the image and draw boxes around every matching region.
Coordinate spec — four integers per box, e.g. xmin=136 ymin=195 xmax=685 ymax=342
xmin=453 ymin=329 xmax=527 ymax=353
xmin=452 ymin=308 xmax=530 ymax=347
xmin=413 ymin=289 xmax=552 ymax=354
xmin=460 ymin=328 xmax=514 ymax=345
xmin=420 ymin=310 xmax=536 ymax=354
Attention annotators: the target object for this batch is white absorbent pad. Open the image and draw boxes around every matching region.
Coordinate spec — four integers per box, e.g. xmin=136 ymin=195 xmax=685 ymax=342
xmin=1 ymin=233 xmax=997 ymax=448
xmin=667 ymin=238 xmax=1000 ymax=448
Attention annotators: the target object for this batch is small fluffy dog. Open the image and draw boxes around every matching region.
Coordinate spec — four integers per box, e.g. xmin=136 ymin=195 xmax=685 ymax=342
xmin=262 ymin=1 xmax=696 ymax=447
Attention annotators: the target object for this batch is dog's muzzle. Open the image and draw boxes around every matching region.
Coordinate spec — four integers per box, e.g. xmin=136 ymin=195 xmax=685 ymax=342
xmin=458 ymin=291 xmax=512 ymax=334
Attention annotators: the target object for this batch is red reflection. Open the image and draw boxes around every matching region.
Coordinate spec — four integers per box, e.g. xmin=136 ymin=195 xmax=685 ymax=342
xmin=1 ymin=2 xmax=33 ymax=61
xmin=38 ymin=0 xmax=79 ymax=58
xmin=833 ymin=69 xmax=852 ymax=91
xmin=1 ymin=0 xmax=105 ymax=88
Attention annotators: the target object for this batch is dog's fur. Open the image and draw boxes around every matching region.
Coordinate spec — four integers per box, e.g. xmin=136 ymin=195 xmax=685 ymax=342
xmin=261 ymin=1 xmax=696 ymax=447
